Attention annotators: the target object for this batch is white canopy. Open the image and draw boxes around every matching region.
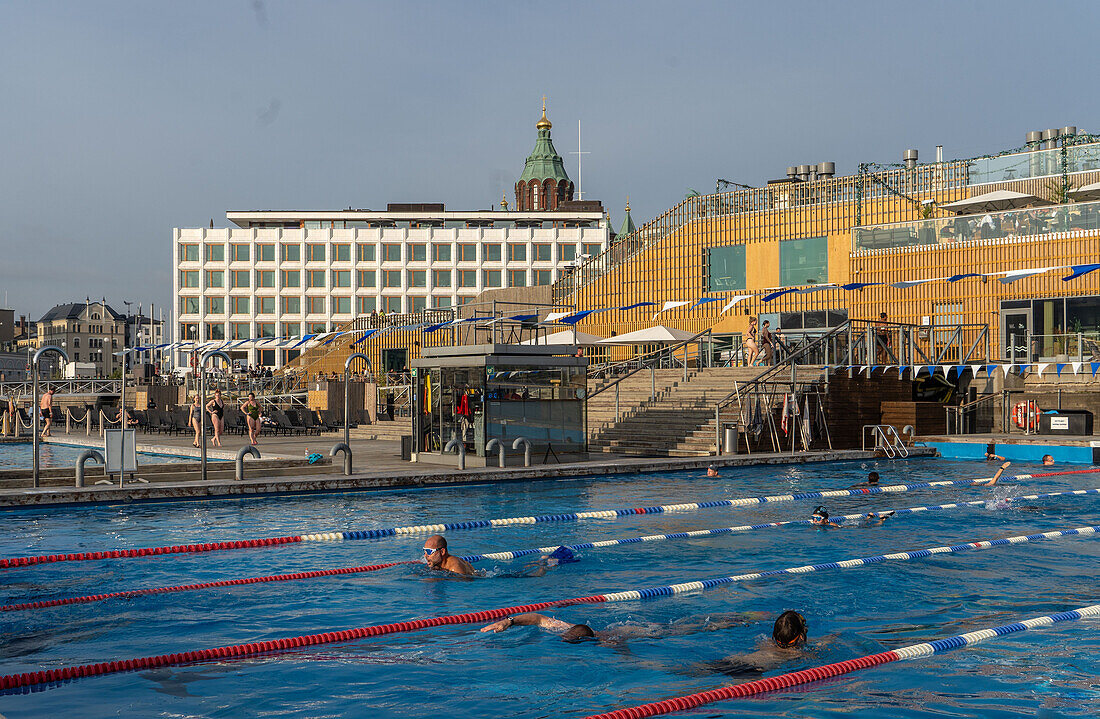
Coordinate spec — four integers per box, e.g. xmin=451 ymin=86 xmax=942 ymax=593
xmin=1069 ymin=180 xmax=1100 ymax=202
xmin=518 ymin=330 xmax=605 ymax=346
xmin=596 ymin=325 xmax=697 ymax=345
xmin=940 ymin=189 xmax=1052 ymax=214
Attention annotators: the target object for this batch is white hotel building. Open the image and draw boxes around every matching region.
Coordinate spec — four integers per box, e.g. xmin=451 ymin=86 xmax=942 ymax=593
xmin=172 ymin=205 xmax=609 ymax=368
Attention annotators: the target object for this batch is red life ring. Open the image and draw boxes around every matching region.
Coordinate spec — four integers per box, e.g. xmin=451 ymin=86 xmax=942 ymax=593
xmin=1011 ymin=400 xmax=1039 ymax=429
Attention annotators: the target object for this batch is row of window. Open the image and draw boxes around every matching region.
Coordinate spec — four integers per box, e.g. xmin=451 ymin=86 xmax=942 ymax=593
xmin=178 ymin=242 xmax=601 ymax=265
xmin=706 ymin=236 xmax=830 ymax=291
xmin=70 ymin=352 xmax=109 ymax=363
xmin=179 ymin=268 xmax=556 ymax=290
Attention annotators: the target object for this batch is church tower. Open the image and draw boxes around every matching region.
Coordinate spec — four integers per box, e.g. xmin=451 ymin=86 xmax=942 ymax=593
xmin=514 ymin=99 xmax=574 ymax=211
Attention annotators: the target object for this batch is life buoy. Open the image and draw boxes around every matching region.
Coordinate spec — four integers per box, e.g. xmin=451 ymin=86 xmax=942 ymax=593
xmin=1011 ymin=400 xmax=1039 ymax=429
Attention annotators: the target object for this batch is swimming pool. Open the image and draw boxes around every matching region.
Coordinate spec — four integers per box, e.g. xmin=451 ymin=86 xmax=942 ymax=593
xmin=0 ymin=441 xmax=215 ymax=469
xmin=1 ymin=458 xmax=1098 ymax=717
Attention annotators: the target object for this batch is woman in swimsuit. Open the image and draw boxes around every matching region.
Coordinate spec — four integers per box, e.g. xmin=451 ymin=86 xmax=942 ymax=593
xmin=206 ymin=388 xmax=225 ymax=447
xmin=240 ymin=391 xmax=261 ymax=446
xmin=744 ymin=317 xmax=759 ymax=366
xmin=189 ymin=394 xmax=202 ymax=447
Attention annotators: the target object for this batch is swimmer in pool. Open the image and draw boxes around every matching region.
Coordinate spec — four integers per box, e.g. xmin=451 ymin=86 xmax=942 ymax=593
xmin=849 ymin=471 xmax=880 ymax=489
xmin=859 ymin=511 xmax=895 ymax=527
xmin=1042 ymin=454 xmax=1055 ymax=466
xmin=975 ymin=461 xmax=1011 ymax=487
xmin=984 ymin=443 xmax=1005 ymax=461
xmin=706 ymin=465 xmax=720 ymax=478
xmin=480 ymin=611 xmax=770 ymax=645
xmin=422 ymin=535 xmax=476 ymax=576
xmin=810 ymin=506 xmax=841 ymax=528
xmin=507 ymin=546 xmax=580 ymax=578
xmin=698 ymin=610 xmax=809 ymax=676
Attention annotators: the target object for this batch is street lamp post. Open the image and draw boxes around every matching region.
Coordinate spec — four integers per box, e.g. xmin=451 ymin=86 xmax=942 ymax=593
xmin=32 ymin=345 xmax=69 ymax=488
xmin=199 ymin=349 xmax=231 ymax=482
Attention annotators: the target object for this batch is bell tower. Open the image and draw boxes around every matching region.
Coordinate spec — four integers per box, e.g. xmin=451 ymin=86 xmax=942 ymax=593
xmin=514 ymin=98 xmax=574 ymax=211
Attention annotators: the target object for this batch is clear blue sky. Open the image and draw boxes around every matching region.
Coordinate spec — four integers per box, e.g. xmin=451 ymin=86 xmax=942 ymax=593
xmin=3 ymin=0 xmax=1099 ymax=319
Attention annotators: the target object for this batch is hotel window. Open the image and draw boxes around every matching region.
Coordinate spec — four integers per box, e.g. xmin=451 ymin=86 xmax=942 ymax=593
xmin=534 ymin=243 xmax=551 ymax=262
xmin=706 ymin=244 xmax=746 ymax=291
xmin=383 ymin=270 xmax=402 ymax=287
xmin=334 ymin=243 xmax=350 ymax=262
xmin=231 ymin=244 xmax=250 ymax=262
xmin=508 ymin=243 xmax=526 ymax=262
xmin=332 ymin=270 xmax=351 ymax=288
xmin=231 ymin=296 xmax=250 ymax=315
xmin=180 ymin=270 xmax=199 ymax=288
xmin=411 ymin=296 xmax=427 ymax=312
xmin=281 ymin=270 xmax=300 ymax=288
xmin=356 ymin=243 xmax=376 ymax=262
xmin=357 ymin=296 xmax=376 ymax=313
xmin=483 ymin=270 xmax=501 ymax=287
xmin=432 ymin=243 xmax=451 ymax=262
xmin=458 ymin=244 xmax=476 ymax=262
xmin=484 ymin=243 xmax=502 ymax=262
xmin=282 ymin=322 xmax=301 ymax=337
xmin=558 ymin=244 xmax=576 ymax=261
xmin=533 ymin=270 xmax=552 ymax=285
xmin=231 ymin=322 xmax=250 ymax=340
xmin=307 ymin=296 xmax=326 ymax=315
xmin=257 ymin=322 xmax=276 ymax=338
xmin=258 ymin=244 xmax=275 ymax=262
xmin=307 ymin=243 xmax=326 ymax=262
xmin=333 ymin=297 xmax=352 ymax=314
xmin=307 ymin=322 xmax=327 ymax=334
xmin=307 ymin=270 xmax=326 ymax=288
xmin=206 ymin=270 xmax=223 ymax=287
xmin=281 ymin=243 xmax=301 ymax=262
xmin=433 ymin=296 xmax=452 ymax=308
xmin=433 ymin=269 xmax=452 ymax=287
xmin=231 ymin=270 xmax=250 ymax=288
xmin=281 ymin=296 xmax=301 ymax=314
xmin=180 ymin=296 xmax=200 ymax=314
xmin=258 ymin=297 xmax=276 ymax=315
xmin=458 ymin=270 xmax=477 ymax=287
xmin=410 ymin=244 xmax=426 ymax=262
xmin=257 ymin=270 xmax=275 ymax=288
xmin=383 ymin=244 xmax=401 ymax=262
xmin=206 ymin=323 xmax=225 ymax=341
xmin=408 ymin=270 xmax=426 ymax=288
xmin=582 ymin=243 xmax=601 ymax=257
xmin=178 ymin=244 xmax=199 ymax=262
xmin=205 ymin=296 xmax=224 ymax=315
xmin=358 ymin=269 xmax=376 ymax=288
xmin=384 ymin=297 xmax=403 ymax=313
xmin=508 ymin=270 xmax=527 ymax=287
xmin=779 ymin=236 xmax=828 ymax=287
xmin=204 ymin=244 xmax=224 ymax=262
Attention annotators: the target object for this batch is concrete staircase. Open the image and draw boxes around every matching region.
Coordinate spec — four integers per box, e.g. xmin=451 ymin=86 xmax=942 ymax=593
xmin=587 ymin=366 xmax=827 ymax=457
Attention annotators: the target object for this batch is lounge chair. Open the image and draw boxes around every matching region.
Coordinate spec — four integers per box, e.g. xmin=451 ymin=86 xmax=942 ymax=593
xmin=286 ymin=409 xmax=319 ymax=436
xmin=269 ymin=409 xmax=304 ymax=436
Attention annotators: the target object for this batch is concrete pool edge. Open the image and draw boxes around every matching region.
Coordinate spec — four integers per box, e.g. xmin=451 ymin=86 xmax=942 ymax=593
xmin=0 ymin=448 xmax=935 ymax=508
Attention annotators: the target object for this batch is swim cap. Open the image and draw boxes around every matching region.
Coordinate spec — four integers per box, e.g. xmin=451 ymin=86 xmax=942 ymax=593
xmin=547 ymin=546 xmax=578 ymax=564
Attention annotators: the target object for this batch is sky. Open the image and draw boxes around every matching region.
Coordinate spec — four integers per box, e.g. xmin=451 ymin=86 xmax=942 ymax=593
xmin=3 ymin=0 xmax=1100 ymax=320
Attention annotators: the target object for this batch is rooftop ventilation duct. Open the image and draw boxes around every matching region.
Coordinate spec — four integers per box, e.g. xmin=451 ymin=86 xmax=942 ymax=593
xmin=1041 ymin=128 xmax=1061 ymax=150
xmin=904 ymin=149 xmax=918 ymax=170
xmin=1026 ymin=130 xmax=1043 ymax=149
xmin=786 ymin=166 xmax=800 ymax=180
xmin=797 ymin=164 xmax=812 ymax=181
xmin=816 ymin=161 xmax=835 ymax=178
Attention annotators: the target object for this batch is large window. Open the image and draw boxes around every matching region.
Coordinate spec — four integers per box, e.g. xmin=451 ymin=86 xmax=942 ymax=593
xmin=508 ymin=269 xmax=527 ymax=287
xmin=258 ymin=297 xmax=276 ymax=315
xmin=231 ymin=270 xmax=250 ymax=288
xmin=358 ymin=269 xmax=376 ymax=288
xmin=281 ymin=270 xmax=300 ymax=288
xmin=333 ymin=297 xmax=352 ymax=314
xmin=533 ymin=270 xmax=552 ymax=285
xmin=332 ymin=270 xmax=351 ymax=288
xmin=432 ymin=243 xmax=451 ymax=262
xmin=534 ymin=243 xmax=552 ymax=262
xmin=410 ymin=244 xmax=426 ymax=262
xmin=483 ymin=270 xmax=501 ymax=287
xmin=459 ymin=270 xmax=477 ymax=288
xmin=334 ymin=244 xmax=350 ymax=262
xmin=258 ymin=244 xmax=275 ymax=262
xmin=180 ymin=270 xmax=199 ymax=288
xmin=384 ymin=297 xmax=403 ymax=313
xmin=205 ymin=243 xmax=224 ymax=262
xmin=205 ymin=296 xmax=224 ymax=315
xmin=508 ymin=243 xmax=526 ymax=262
xmin=206 ymin=323 xmax=225 ymax=341
xmin=307 ymin=297 xmax=326 ymax=315
xmin=484 ymin=244 xmax=502 ymax=262
xmin=307 ymin=244 xmax=326 ymax=262
xmin=180 ymin=296 xmax=200 ymax=314
xmin=178 ymin=244 xmax=199 ymax=262
xmin=356 ymin=243 xmax=376 ymax=262
xmin=281 ymin=243 xmax=300 ymax=262
xmin=779 ymin=236 xmax=828 ymax=287
xmin=458 ymin=244 xmax=476 ymax=262
xmin=282 ymin=296 xmax=301 ymax=314
xmin=307 ymin=270 xmax=326 ymax=288
xmin=231 ymin=297 xmax=250 ymax=315
xmin=433 ymin=269 xmax=452 ymax=287
xmin=383 ymin=270 xmax=402 ymax=287
xmin=558 ymin=243 xmax=576 ymax=261
xmin=383 ymin=244 xmax=401 ymax=262
xmin=408 ymin=270 xmax=426 ymax=288
xmin=257 ymin=270 xmax=275 ymax=288
xmin=206 ymin=270 xmax=224 ymax=287
xmin=357 ymin=296 xmax=376 ymax=313
xmin=707 ymin=244 xmax=746 ymax=291
xmin=231 ymin=244 xmax=250 ymax=262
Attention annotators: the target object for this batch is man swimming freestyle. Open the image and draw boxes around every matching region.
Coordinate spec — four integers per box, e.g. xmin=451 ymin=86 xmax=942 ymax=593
xmin=480 ymin=611 xmax=773 ymax=645
xmin=422 ymin=534 xmax=476 ymax=576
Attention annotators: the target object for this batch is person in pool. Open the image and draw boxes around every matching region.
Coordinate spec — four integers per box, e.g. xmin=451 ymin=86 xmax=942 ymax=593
xmin=976 ymin=461 xmax=1011 ymax=486
xmin=699 ymin=610 xmax=809 ymax=676
xmin=984 ymin=443 xmax=1005 ymax=461
xmin=849 ymin=471 xmax=880 ymax=489
xmin=480 ymin=610 xmax=773 ymax=645
xmin=706 ymin=465 xmax=720 ymax=478
xmin=810 ymin=505 xmax=841 ymax=528
xmin=422 ymin=534 xmax=475 ymax=576
xmin=1042 ymin=454 xmax=1055 ymax=466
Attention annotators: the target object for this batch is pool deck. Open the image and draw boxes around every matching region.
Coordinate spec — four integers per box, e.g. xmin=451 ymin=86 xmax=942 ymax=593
xmin=0 ymin=441 xmax=936 ymax=507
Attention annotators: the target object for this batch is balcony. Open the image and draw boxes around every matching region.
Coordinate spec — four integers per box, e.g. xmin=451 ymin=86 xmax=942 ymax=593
xmin=853 ymin=199 xmax=1100 ymax=253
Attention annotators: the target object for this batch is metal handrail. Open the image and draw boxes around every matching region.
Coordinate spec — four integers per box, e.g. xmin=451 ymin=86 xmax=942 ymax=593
xmin=946 ymin=390 xmax=1009 ymax=435
xmin=588 ymin=328 xmax=714 ymax=401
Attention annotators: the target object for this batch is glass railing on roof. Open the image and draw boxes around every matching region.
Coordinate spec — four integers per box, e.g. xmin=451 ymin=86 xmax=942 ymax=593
xmin=967 ymin=142 xmax=1100 ymax=185
xmin=853 ymin=199 xmax=1100 ymax=252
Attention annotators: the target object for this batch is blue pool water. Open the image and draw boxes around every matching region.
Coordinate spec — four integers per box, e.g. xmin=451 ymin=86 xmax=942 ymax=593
xmin=0 ymin=458 xmax=1098 ymax=717
xmin=0 ymin=442 xmax=218 ymax=469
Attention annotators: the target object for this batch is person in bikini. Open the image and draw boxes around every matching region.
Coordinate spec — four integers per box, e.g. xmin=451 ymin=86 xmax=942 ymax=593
xmin=240 ymin=392 xmax=261 ymax=445
xmin=206 ymin=388 xmax=226 ymax=447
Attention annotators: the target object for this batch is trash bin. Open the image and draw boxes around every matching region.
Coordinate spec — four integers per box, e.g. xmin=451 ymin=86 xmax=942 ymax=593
xmin=1039 ymin=410 xmax=1093 ymax=436
xmin=400 ymin=435 xmax=413 ymax=461
xmin=722 ymin=423 xmax=738 ymax=454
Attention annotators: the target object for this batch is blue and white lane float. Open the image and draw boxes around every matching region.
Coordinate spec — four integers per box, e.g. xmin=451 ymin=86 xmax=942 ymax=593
xmin=9 ymin=469 xmax=1095 ymax=569
xmin=7 ymin=487 xmax=1100 ymax=612
xmin=1 ymin=527 xmax=1096 ymax=690
xmin=584 ymin=604 xmax=1100 ymax=719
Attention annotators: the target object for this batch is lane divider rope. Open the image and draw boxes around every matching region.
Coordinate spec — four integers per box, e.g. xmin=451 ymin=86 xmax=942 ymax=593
xmin=581 ymin=603 xmax=1100 ymax=719
xmin=6 ymin=487 xmax=1100 ymax=613
xmin=0 ymin=524 xmax=1095 ymax=690
xmin=5 ymin=468 xmax=1093 ymax=570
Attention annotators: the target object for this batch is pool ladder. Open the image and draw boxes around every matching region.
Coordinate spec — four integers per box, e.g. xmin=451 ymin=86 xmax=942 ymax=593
xmin=863 ymin=424 xmax=909 ymax=458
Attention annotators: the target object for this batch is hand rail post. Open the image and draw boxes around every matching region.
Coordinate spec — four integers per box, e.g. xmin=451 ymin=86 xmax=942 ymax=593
xmin=444 ymin=437 xmax=466 ymax=470
xmin=328 ymin=443 xmax=350 ymax=475
xmin=75 ymin=449 xmax=104 ymax=488
xmin=199 ymin=350 xmax=232 ymax=482
xmin=615 ymin=382 xmax=619 ymax=423
xmin=511 ymin=436 xmax=532 ymax=467
xmin=32 ymin=346 xmax=69 ymax=488
xmin=235 ymin=445 xmax=261 ymax=480
xmin=485 ymin=438 xmax=505 ymax=468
